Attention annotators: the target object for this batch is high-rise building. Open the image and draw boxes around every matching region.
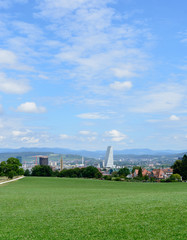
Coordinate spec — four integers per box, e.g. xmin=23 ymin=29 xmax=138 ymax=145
xmin=60 ymin=156 xmax=63 ymax=171
xmin=105 ymin=146 xmax=113 ymax=168
xmin=82 ymin=156 xmax=84 ymax=166
xmin=39 ymin=156 xmax=48 ymax=166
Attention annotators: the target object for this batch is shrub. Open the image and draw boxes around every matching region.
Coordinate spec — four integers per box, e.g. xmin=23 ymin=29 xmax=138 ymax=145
xmin=114 ymin=177 xmax=121 ymax=181
xmin=24 ymin=169 xmax=30 ymax=176
xmin=103 ymin=175 xmax=112 ymax=180
xmin=169 ymin=174 xmax=182 ymax=181
xmin=8 ymin=170 xmax=15 ymax=179
xmin=31 ymin=165 xmax=53 ymax=177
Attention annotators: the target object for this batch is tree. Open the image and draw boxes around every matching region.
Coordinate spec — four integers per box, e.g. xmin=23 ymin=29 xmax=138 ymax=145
xmin=82 ymin=166 xmax=102 ymax=178
xmin=59 ymin=166 xmax=102 ymax=179
xmin=0 ymin=161 xmax=6 ymax=176
xmin=172 ymin=160 xmax=182 ymax=175
xmin=31 ymin=165 xmax=53 ymax=177
xmin=18 ymin=168 xmax=24 ymax=175
xmin=24 ymin=169 xmax=30 ymax=176
xmin=0 ymin=158 xmax=22 ymax=178
xmin=138 ymin=167 xmax=143 ymax=178
xmin=172 ymin=155 xmax=187 ymax=180
xmin=111 ymin=171 xmax=118 ymax=177
xmin=181 ymin=155 xmax=187 ymax=180
xmin=170 ymin=174 xmax=181 ymax=181
xmin=8 ymin=170 xmax=15 ymax=179
xmin=118 ymin=167 xmax=130 ymax=177
xmin=143 ymin=175 xmax=149 ymax=181
xmin=132 ymin=166 xmax=140 ymax=173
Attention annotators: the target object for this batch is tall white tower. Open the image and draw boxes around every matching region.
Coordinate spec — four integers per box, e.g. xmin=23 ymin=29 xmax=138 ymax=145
xmin=82 ymin=156 xmax=84 ymax=166
xmin=105 ymin=146 xmax=113 ymax=168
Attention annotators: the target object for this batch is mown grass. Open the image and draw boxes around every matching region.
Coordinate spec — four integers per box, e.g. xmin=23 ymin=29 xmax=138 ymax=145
xmin=0 ymin=177 xmax=186 ymax=240
xmin=0 ymin=176 xmax=23 ymax=183
xmin=0 ymin=176 xmax=7 ymax=182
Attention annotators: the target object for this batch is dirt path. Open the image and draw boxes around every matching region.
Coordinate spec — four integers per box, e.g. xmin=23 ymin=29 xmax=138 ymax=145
xmin=0 ymin=176 xmax=25 ymax=185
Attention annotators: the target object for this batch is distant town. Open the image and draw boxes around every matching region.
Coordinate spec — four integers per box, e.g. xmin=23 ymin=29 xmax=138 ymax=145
xmin=0 ymin=146 xmax=185 ymax=181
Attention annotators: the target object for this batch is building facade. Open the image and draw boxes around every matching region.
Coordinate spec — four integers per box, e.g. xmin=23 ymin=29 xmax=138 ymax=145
xmin=105 ymin=146 xmax=114 ymax=168
xmin=39 ymin=156 xmax=48 ymax=166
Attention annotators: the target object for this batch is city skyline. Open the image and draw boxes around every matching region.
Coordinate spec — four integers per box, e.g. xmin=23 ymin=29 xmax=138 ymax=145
xmin=0 ymin=0 xmax=187 ymax=150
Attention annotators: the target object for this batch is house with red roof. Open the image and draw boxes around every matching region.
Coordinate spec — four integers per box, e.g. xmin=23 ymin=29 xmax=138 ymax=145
xmin=150 ymin=168 xmax=173 ymax=180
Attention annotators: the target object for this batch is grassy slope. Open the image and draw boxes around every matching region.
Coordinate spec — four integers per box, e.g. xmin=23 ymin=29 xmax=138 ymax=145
xmin=0 ymin=178 xmax=186 ymax=240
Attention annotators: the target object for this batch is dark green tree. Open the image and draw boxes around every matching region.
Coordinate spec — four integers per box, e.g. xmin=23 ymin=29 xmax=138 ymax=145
xmin=82 ymin=166 xmax=102 ymax=178
xmin=24 ymin=169 xmax=30 ymax=176
xmin=169 ymin=174 xmax=181 ymax=181
xmin=132 ymin=166 xmax=140 ymax=173
xmin=0 ymin=158 xmax=22 ymax=178
xmin=18 ymin=168 xmax=24 ymax=175
xmin=172 ymin=160 xmax=182 ymax=175
xmin=59 ymin=166 xmax=102 ymax=179
xmin=172 ymin=155 xmax=187 ymax=180
xmin=143 ymin=175 xmax=149 ymax=181
xmin=8 ymin=170 xmax=15 ymax=179
xmin=181 ymin=155 xmax=187 ymax=180
xmin=118 ymin=167 xmax=130 ymax=177
xmin=138 ymin=167 xmax=143 ymax=178
xmin=0 ymin=161 xmax=6 ymax=176
xmin=31 ymin=165 xmax=53 ymax=177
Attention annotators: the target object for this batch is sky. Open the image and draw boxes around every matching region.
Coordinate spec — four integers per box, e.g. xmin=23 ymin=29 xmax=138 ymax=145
xmin=0 ymin=0 xmax=187 ymax=150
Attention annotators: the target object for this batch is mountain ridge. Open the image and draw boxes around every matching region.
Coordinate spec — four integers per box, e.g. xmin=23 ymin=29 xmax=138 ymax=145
xmin=0 ymin=147 xmax=186 ymax=158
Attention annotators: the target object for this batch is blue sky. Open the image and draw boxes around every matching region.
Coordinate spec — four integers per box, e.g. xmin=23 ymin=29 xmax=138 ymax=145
xmin=0 ymin=0 xmax=187 ymax=150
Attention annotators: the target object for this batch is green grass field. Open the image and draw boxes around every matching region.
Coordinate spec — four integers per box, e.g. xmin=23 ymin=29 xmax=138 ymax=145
xmin=0 ymin=177 xmax=186 ymax=240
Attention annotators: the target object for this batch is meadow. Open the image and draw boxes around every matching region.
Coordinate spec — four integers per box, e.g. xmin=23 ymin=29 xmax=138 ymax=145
xmin=0 ymin=177 xmax=186 ymax=240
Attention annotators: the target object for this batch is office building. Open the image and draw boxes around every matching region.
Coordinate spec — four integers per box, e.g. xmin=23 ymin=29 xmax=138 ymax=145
xmin=105 ymin=146 xmax=114 ymax=168
xmin=39 ymin=156 xmax=48 ymax=166
xmin=60 ymin=157 xmax=63 ymax=171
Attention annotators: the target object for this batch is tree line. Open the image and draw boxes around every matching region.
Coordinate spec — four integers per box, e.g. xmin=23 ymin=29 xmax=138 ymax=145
xmin=26 ymin=165 xmax=103 ymax=179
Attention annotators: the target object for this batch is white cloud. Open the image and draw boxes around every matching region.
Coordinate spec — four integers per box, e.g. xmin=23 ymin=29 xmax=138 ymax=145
xmin=60 ymin=132 xmax=97 ymax=142
xmin=132 ymin=84 xmax=184 ymax=113
xmin=105 ymin=129 xmax=127 ymax=142
xmin=77 ymin=112 xmax=108 ymax=119
xmin=0 ymin=49 xmax=17 ymax=65
xmin=0 ymin=104 xmax=3 ymax=113
xmin=60 ymin=134 xmax=72 ymax=139
xmin=21 ymin=136 xmax=39 ymax=143
xmin=12 ymin=129 xmax=31 ymax=136
xmin=79 ymin=131 xmax=91 ymax=135
xmin=0 ymin=49 xmax=32 ymax=71
xmin=0 ymin=0 xmax=28 ymax=9
xmin=110 ymin=81 xmax=132 ymax=90
xmin=0 ymin=135 xmax=5 ymax=141
xmin=169 ymin=115 xmax=180 ymax=121
xmin=0 ymin=72 xmax=31 ymax=94
xmin=87 ymin=136 xmax=96 ymax=142
xmin=179 ymin=30 xmax=187 ymax=43
xmin=38 ymin=74 xmax=49 ymax=79
xmin=37 ymin=0 xmax=112 ymax=19
xmin=112 ymin=66 xmax=137 ymax=78
xmin=17 ymin=102 xmax=46 ymax=113
xmin=79 ymin=130 xmax=97 ymax=136
xmin=36 ymin=0 xmax=150 ymax=90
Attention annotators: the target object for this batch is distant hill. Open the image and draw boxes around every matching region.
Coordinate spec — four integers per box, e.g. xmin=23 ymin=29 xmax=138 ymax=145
xmin=0 ymin=147 xmax=186 ymax=158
